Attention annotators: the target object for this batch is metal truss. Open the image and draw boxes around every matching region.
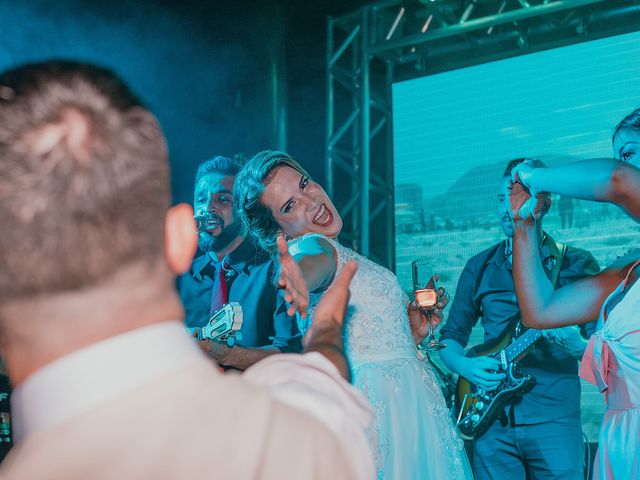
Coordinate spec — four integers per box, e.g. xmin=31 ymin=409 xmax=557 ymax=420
xmin=326 ymin=0 xmax=640 ymax=269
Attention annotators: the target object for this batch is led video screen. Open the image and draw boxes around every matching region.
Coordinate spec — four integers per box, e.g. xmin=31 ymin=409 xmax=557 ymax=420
xmin=392 ymin=31 xmax=640 ymax=441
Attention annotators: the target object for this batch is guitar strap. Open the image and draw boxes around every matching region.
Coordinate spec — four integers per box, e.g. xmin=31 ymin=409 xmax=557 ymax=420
xmin=545 ymin=235 xmax=567 ymax=289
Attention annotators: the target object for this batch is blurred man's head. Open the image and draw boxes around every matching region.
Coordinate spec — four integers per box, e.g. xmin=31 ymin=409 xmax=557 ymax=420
xmin=498 ymin=158 xmax=550 ymax=237
xmin=193 ymin=156 xmax=243 ymax=253
xmin=0 ymin=60 xmax=196 ymax=303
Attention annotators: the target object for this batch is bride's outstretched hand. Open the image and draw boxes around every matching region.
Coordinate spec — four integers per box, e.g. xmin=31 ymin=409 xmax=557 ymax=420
xmin=276 ymin=235 xmax=310 ymax=318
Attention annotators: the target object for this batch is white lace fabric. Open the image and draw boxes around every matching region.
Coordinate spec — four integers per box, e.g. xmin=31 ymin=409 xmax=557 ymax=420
xmin=289 ymin=234 xmax=472 ymax=479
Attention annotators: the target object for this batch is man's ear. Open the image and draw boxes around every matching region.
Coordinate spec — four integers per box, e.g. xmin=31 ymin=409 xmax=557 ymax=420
xmin=165 ymin=203 xmax=198 ymax=274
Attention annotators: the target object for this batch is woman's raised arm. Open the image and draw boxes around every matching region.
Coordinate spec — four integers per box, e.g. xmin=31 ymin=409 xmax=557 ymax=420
xmin=509 ymin=181 xmax=631 ymax=329
xmin=514 ymin=159 xmax=640 ymax=221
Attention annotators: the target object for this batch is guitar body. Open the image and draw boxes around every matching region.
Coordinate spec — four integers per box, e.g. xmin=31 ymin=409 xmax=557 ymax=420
xmin=454 ymin=322 xmax=537 ymax=440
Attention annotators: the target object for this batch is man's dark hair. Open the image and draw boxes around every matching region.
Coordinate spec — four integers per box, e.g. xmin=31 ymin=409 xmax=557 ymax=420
xmin=195 ymin=155 xmax=243 ymax=185
xmin=0 ymin=60 xmax=170 ymax=300
xmin=503 ymin=158 xmax=527 ymax=178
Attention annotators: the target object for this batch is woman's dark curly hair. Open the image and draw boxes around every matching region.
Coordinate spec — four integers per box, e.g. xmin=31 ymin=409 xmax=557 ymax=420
xmin=234 ymin=150 xmax=311 ymax=253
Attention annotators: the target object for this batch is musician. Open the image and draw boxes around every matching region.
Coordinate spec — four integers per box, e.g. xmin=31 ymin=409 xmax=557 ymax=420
xmin=439 ymin=158 xmax=600 ymax=480
xmin=178 ymin=156 xmax=301 ymax=370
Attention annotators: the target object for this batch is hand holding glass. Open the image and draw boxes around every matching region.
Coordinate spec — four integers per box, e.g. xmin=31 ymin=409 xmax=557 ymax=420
xmin=411 ymin=258 xmax=446 ymax=351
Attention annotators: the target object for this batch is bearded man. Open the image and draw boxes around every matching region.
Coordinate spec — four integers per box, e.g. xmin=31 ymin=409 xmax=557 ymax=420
xmin=178 ymin=156 xmax=301 ymax=370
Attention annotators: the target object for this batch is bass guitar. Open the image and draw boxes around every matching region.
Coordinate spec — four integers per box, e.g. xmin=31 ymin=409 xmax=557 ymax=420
xmin=187 ymin=302 xmax=244 ymax=347
xmin=454 ymin=320 xmax=542 ymax=439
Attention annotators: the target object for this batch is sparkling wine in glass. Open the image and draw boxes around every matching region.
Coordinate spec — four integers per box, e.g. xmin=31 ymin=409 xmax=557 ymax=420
xmin=411 ymin=258 xmax=446 ymax=351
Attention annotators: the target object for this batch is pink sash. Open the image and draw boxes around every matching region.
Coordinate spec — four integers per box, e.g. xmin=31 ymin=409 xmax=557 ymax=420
xmin=579 ymin=259 xmax=640 ymax=401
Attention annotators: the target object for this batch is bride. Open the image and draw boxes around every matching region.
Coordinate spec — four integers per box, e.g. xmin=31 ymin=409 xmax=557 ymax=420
xmin=234 ymin=150 xmax=472 ymax=479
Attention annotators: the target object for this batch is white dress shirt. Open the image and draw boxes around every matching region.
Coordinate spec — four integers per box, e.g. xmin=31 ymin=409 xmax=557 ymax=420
xmin=245 ymin=353 xmax=375 ymax=480
xmin=10 ymin=321 xmax=374 ymax=479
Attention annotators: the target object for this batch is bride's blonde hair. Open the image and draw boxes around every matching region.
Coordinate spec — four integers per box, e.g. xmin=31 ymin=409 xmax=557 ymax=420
xmin=234 ymin=150 xmax=311 ymax=253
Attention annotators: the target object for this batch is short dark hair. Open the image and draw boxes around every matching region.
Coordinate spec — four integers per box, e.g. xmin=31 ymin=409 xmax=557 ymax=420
xmin=503 ymin=158 xmax=527 ymax=178
xmin=194 ymin=155 xmax=243 ymax=186
xmin=234 ymin=150 xmax=310 ymax=252
xmin=0 ymin=60 xmax=170 ymax=300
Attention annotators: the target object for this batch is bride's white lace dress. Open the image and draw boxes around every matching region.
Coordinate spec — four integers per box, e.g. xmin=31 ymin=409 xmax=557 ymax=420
xmin=291 ymin=234 xmax=472 ymax=479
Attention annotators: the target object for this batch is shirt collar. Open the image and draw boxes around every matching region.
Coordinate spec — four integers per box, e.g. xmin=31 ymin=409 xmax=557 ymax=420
xmin=10 ymin=321 xmax=206 ymax=443
xmin=192 ymin=237 xmax=265 ymax=280
xmin=490 ymin=232 xmax=555 ymax=271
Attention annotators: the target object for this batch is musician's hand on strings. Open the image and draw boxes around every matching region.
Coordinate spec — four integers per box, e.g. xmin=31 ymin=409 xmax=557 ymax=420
xmin=458 ymin=356 xmax=505 ymax=392
xmin=276 ymin=235 xmax=310 ymax=318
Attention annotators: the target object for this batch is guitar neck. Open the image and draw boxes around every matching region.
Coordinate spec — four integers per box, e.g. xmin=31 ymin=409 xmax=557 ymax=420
xmin=503 ymin=328 xmax=543 ymax=363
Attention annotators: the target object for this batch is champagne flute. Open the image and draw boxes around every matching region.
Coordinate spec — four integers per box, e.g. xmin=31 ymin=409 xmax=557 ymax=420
xmin=411 ymin=258 xmax=446 ymax=351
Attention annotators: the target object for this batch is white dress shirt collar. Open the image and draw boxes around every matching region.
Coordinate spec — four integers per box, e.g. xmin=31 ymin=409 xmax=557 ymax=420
xmin=11 ymin=321 xmax=205 ymax=443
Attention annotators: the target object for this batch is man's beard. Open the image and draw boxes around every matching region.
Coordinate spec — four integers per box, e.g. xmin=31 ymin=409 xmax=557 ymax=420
xmin=499 ymin=214 xmax=514 ymax=238
xmin=198 ymin=219 xmax=242 ymax=253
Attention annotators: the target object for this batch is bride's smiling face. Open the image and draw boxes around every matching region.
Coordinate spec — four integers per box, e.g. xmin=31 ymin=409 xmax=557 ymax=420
xmin=260 ymin=165 xmax=343 ymax=239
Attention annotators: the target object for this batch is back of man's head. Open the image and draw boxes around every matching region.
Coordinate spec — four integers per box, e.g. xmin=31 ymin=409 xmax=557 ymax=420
xmin=0 ymin=61 xmax=170 ymax=302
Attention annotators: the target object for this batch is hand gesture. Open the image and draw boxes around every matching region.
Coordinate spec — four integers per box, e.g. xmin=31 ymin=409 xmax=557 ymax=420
xmin=508 ymin=180 xmax=550 ymax=225
xmin=511 ymin=158 xmax=537 ymax=187
xmin=276 ymin=235 xmax=310 ymax=318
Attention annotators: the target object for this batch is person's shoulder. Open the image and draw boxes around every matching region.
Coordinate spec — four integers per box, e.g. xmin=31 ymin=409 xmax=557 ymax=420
xmin=234 ymin=237 xmax=270 ymax=266
xmin=215 ymin=368 xmax=350 ymax=463
xmin=176 ymin=253 xmax=210 ymax=292
xmin=181 ymin=253 xmax=210 ymax=277
xmin=562 ymin=244 xmax=600 ymax=272
xmin=465 ymin=241 xmax=503 ymax=269
xmin=564 ymin=244 xmax=594 ymax=258
xmin=288 ymin=233 xmax=335 ymax=257
xmin=262 ymin=399 xmax=357 ymax=478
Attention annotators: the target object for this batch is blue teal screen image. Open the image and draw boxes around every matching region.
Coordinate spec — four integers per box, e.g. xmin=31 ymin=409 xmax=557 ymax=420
xmin=392 ymin=31 xmax=640 ymax=441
